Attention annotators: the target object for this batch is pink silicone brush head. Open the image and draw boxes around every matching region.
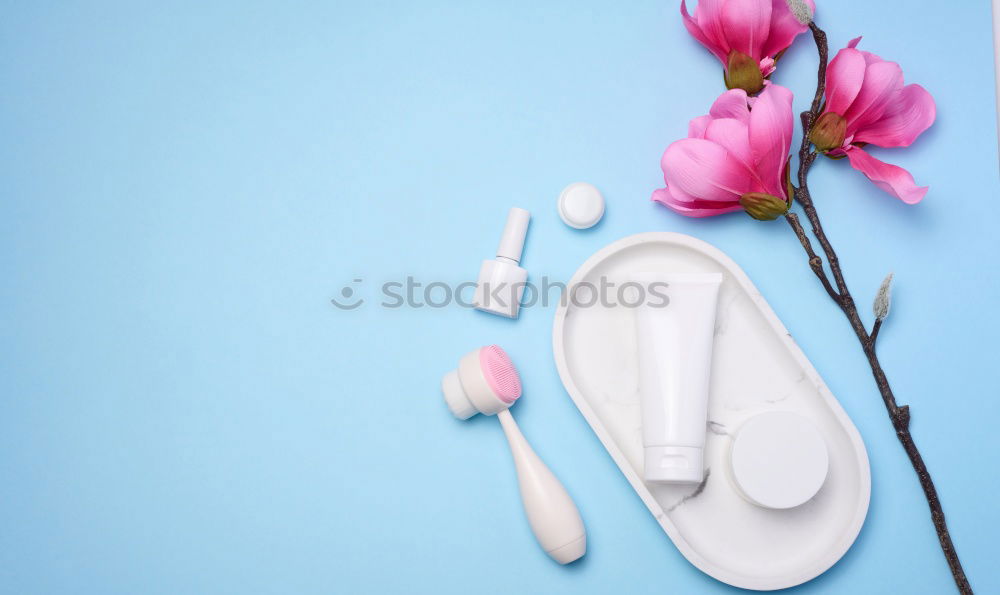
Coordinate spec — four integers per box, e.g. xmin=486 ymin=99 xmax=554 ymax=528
xmin=442 ymin=345 xmax=523 ymax=419
xmin=479 ymin=345 xmax=522 ymax=404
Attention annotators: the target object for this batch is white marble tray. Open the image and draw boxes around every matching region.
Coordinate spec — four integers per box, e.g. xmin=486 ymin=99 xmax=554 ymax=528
xmin=552 ymin=232 xmax=870 ymax=591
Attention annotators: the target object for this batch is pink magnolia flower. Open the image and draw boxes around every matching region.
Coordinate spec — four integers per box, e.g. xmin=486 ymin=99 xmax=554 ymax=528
xmin=681 ymin=0 xmax=815 ymax=94
xmin=653 ymin=84 xmax=794 ymax=219
xmin=809 ymin=38 xmax=936 ymax=204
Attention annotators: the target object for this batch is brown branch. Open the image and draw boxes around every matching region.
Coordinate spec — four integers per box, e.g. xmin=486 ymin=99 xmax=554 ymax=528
xmin=869 ymin=318 xmax=883 ymax=346
xmin=784 ymin=213 xmax=839 ymax=302
xmin=786 ymin=22 xmax=972 ymax=594
xmin=793 ymin=24 xmax=849 ymax=297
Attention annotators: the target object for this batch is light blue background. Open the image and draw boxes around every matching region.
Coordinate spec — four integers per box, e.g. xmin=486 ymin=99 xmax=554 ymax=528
xmin=1 ymin=1 xmax=997 ymax=593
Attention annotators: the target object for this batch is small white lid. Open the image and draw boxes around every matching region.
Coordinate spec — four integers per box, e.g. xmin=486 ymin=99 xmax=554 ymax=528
xmin=644 ymin=445 xmax=704 ymax=484
xmin=558 ymin=182 xmax=605 ymax=229
xmin=729 ymin=411 xmax=829 ymax=509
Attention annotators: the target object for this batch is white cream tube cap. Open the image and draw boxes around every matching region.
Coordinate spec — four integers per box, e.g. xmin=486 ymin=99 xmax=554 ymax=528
xmin=644 ymin=445 xmax=704 ymax=484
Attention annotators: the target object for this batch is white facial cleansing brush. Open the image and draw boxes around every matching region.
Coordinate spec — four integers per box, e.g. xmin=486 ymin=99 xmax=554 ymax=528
xmin=442 ymin=345 xmax=586 ymax=564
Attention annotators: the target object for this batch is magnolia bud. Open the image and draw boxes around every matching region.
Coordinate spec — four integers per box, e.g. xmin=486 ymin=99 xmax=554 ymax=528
xmin=724 ymin=50 xmax=765 ymax=95
xmin=873 ymin=272 xmax=894 ymax=321
xmin=785 ymin=0 xmax=814 ymax=25
xmin=809 ymin=112 xmax=847 ymax=152
xmin=739 ymin=192 xmax=789 ymax=220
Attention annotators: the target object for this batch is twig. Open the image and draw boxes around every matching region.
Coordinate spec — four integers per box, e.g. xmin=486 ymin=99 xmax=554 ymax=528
xmin=869 ymin=318 xmax=883 ymax=346
xmin=784 ymin=22 xmax=972 ymax=594
xmin=784 ymin=213 xmax=839 ymax=302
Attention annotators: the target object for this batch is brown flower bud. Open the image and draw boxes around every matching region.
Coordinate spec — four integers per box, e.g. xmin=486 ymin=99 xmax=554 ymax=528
xmin=739 ymin=192 xmax=789 ymax=221
xmin=809 ymin=112 xmax=847 ymax=152
xmin=724 ymin=50 xmax=765 ymax=95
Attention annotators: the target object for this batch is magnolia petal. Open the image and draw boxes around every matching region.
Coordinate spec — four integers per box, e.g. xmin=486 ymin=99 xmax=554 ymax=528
xmin=847 ymin=38 xmax=887 ymax=66
xmin=699 ymin=0 xmax=733 ymax=48
xmin=661 ymin=138 xmax=752 ymax=201
xmin=853 ymin=84 xmax=936 ymax=148
xmin=845 ymin=147 xmax=928 ymax=204
xmin=708 ymin=88 xmax=751 ymax=122
xmin=759 ymin=56 xmax=776 ymax=77
xmin=720 ymin=0 xmax=771 ymax=59
xmin=845 ymin=59 xmax=904 ymax=135
xmin=857 ymin=48 xmax=884 ymax=66
xmin=652 ymin=187 xmax=745 ymax=217
xmin=705 ymin=117 xmax=755 ymax=173
xmin=688 ymin=114 xmax=713 ymax=138
xmin=761 ymin=0 xmax=814 ymax=58
xmin=681 ymin=0 xmax=729 ymax=63
xmin=657 ymin=176 xmax=716 ymax=205
xmin=748 ymin=84 xmax=794 ymax=197
xmin=825 ymin=47 xmax=866 ymax=115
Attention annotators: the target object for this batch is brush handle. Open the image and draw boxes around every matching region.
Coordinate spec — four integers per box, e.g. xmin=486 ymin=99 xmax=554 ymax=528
xmin=497 ymin=409 xmax=586 ymax=564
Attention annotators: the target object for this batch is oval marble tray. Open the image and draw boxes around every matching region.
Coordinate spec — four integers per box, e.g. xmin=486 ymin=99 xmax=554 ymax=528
xmin=552 ymin=232 xmax=870 ymax=590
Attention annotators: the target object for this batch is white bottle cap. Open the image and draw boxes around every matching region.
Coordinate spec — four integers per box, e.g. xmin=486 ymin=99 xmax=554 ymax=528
xmin=729 ymin=411 xmax=829 ymax=509
xmin=644 ymin=445 xmax=704 ymax=484
xmin=558 ymin=182 xmax=604 ymax=229
xmin=496 ymin=207 xmax=530 ymax=263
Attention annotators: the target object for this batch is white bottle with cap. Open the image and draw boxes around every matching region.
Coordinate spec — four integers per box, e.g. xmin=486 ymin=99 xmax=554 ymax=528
xmin=473 ymin=207 xmax=530 ymax=319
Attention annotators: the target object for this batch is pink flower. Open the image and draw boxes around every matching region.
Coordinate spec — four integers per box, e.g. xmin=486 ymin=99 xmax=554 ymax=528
xmin=810 ymin=38 xmax=936 ymax=204
xmin=681 ymin=0 xmax=815 ymax=94
xmin=653 ymin=84 xmax=795 ymax=219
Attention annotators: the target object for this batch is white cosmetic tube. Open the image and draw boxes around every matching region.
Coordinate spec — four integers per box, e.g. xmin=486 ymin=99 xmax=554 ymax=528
xmin=632 ymin=272 xmax=722 ymax=484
